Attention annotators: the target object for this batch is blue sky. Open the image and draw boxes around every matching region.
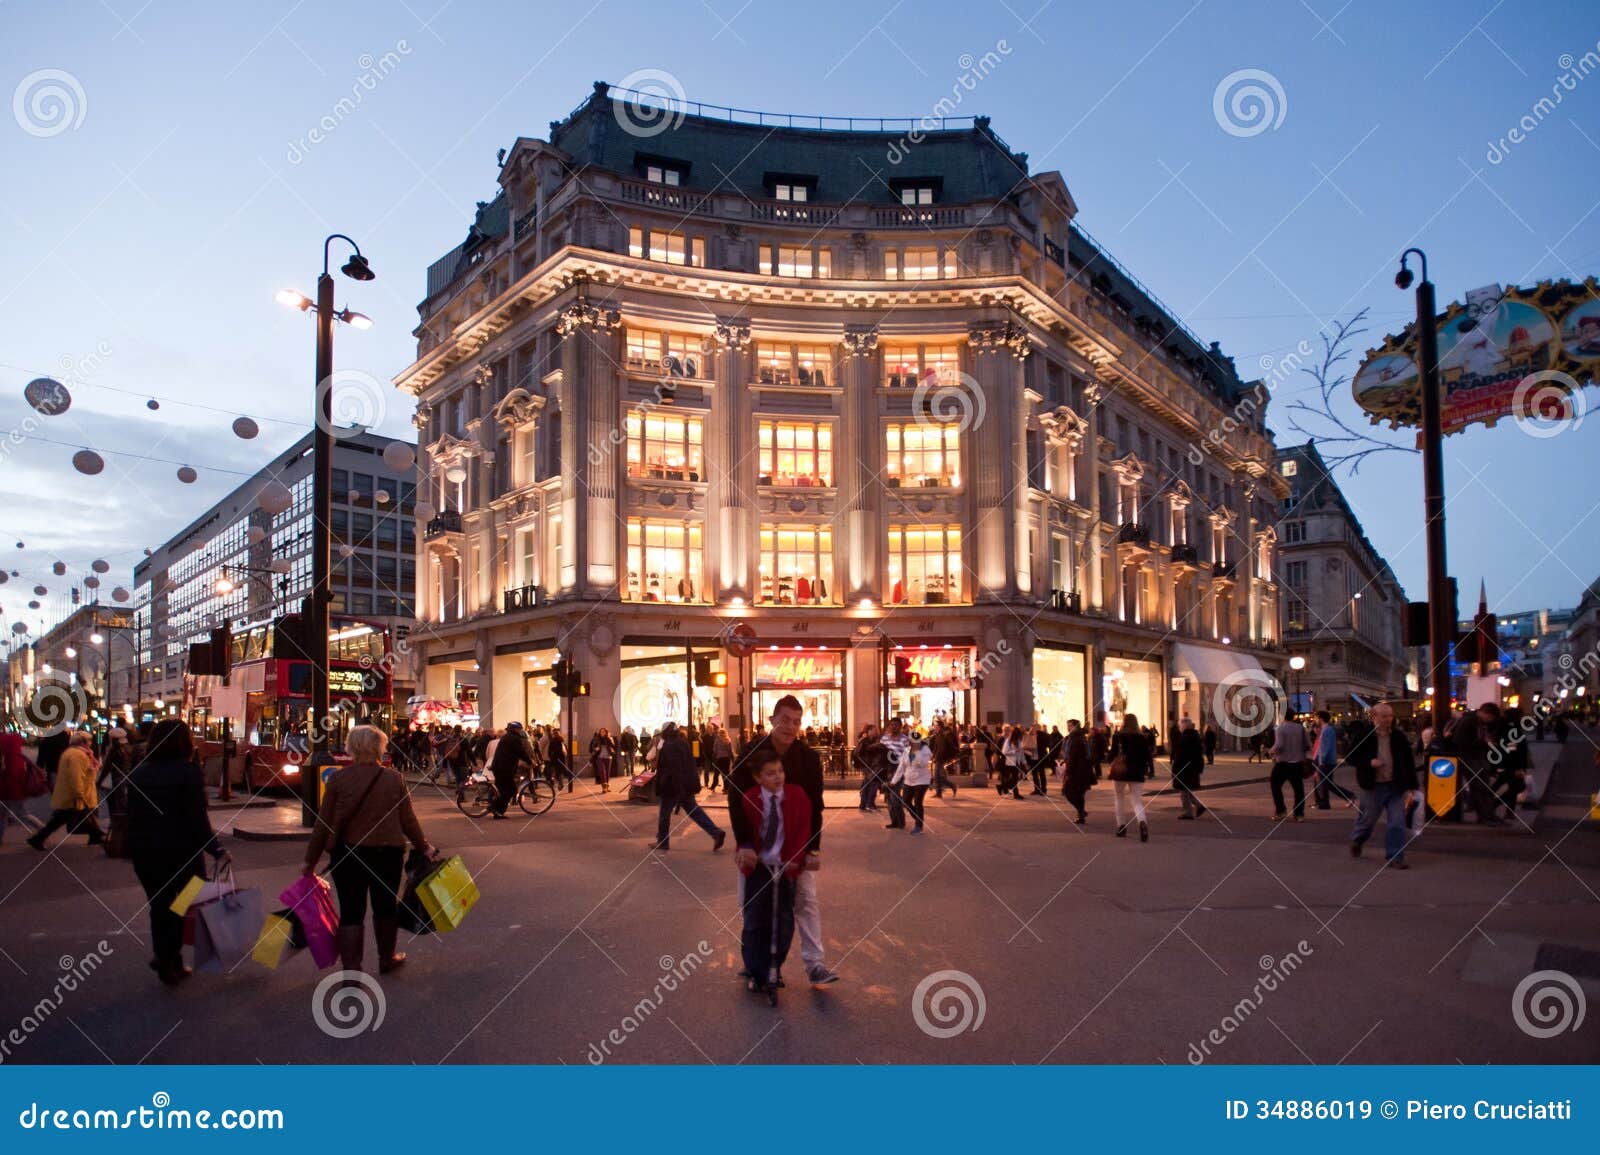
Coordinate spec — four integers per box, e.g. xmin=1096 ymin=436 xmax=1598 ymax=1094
xmin=2 ymin=0 xmax=1597 ymax=641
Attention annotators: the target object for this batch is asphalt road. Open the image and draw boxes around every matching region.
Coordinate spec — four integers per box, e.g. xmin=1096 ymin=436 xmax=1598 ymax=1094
xmin=2 ymin=736 xmax=1597 ymax=1065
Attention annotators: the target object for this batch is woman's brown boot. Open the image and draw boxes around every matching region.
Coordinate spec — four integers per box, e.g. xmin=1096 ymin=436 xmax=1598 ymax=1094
xmin=374 ymin=917 xmax=406 ymax=974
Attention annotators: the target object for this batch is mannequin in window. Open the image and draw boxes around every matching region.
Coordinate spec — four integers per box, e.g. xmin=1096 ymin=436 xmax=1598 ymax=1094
xmin=892 ymin=577 xmax=905 ymax=604
xmin=796 ymin=575 xmax=811 ymax=602
xmin=812 ymin=577 xmax=827 ymax=604
xmin=678 ymin=575 xmax=694 ymax=602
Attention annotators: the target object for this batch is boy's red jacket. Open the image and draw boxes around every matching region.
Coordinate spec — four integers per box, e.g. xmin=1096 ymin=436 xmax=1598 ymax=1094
xmin=736 ymin=784 xmax=813 ymax=877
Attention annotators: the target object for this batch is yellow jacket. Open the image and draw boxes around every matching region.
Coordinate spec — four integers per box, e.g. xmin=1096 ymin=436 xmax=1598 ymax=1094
xmin=52 ymin=746 xmax=97 ymax=810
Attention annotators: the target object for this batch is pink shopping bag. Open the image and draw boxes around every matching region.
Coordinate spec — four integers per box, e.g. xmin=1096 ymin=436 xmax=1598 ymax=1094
xmin=278 ymin=874 xmax=339 ymax=969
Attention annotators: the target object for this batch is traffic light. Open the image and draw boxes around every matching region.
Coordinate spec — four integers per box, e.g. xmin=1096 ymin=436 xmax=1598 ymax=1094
xmin=693 ymin=658 xmax=729 ymax=687
xmin=551 ymin=658 xmax=585 ymax=698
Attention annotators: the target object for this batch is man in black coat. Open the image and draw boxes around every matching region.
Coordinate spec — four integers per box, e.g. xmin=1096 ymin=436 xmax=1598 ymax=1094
xmin=1061 ymin=719 xmax=1094 ymax=824
xmin=653 ymin=723 xmax=726 ymax=852
xmin=729 ymin=694 xmax=837 ymax=986
xmin=35 ymin=729 xmax=69 ymax=781
xmin=488 ymin=722 xmax=536 ymax=818
xmin=1202 ymin=723 xmax=1218 ymax=765
xmin=1171 ymin=717 xmax=1208 ymax=819
xmin=1346 ymin=702 xmax=1419 ymax=868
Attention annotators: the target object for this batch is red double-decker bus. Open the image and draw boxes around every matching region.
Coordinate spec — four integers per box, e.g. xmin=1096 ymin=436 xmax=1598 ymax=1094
xmin=185 ymin=614 xmax=393 ymax=789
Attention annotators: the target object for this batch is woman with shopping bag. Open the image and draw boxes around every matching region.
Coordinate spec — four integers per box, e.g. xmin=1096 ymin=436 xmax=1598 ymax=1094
xmin=303 ymin=725 xmax=431 ymax=978
xmin=124 ymin=720 xmax=230 ymax=985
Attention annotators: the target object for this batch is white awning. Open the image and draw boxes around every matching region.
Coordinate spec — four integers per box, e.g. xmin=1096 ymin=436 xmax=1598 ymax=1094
xmin=1172 ymin=642 xmax=1265 ymax=685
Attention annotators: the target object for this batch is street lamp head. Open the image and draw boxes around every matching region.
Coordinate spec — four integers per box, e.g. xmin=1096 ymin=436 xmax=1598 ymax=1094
xmin=1394 ymin=265 xmax=1414 ymax=291
xmin=215 ymin=576 xmax=235 ymax=595
xmin=341 ymin=253 xmax=375 ymax=282
xmin=89 ymin=632 xmax=104 ymax=645
xmin=1289 ymin=656 xmax=1307 ymax=671
xmin=64 ymin=646 xmax=76 ymax=659
xmin=276 ymin=288 xmax=312 ymax=311
xmin=338 ymin=308 xmax=374 ymax=330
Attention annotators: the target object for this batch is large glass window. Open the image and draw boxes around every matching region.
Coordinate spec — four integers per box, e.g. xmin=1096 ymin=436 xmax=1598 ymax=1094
xmin=886 ymin=422 xmax=960 ymax=487
xmin=758 ymin=525 xmax=834 ymax=605
xmin=625 ymin=519 xmax=703 ymax=603
xmin=626 ymin=410 xmax=704 ymax=482
xmin=755 ymin=342 xmax=835 ymax=387
xmin=628 ymin=227 xmax=703 ymax=267
xmin=766 ymin=245 xmax=830 ymax=278
xmin=887 ymin=526 xmax=963 ymax=605
xmin=883 ymin=343 xmax=960 ymax=388
xmin=758 ymin=421 xmax=833 ymax=487
xmin=626 ymin=328 xmax=709 ymax=379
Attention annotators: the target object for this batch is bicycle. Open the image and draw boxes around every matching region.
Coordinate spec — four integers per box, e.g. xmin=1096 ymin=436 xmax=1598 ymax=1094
xmin=456 ymin=766 xmax=557 ymax=818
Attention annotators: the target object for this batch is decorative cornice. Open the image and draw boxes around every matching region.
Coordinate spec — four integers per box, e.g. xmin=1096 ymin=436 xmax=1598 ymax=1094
xmin=968 ymin=318 xmax=1031 ymax=360
xmin=493 ymin=387 xmax=547 ymax=429
xmin=841 ymin=325 xmax=879 ymax=358
xmin=707 ymin=318 xmax=752 ymax=351
xmin=555 ymin=296 xmax=621 ymax=337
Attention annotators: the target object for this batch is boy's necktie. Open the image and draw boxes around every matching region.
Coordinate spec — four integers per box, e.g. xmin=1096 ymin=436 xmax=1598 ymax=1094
xmin=761 ymin=795 xmax=780 ymax=853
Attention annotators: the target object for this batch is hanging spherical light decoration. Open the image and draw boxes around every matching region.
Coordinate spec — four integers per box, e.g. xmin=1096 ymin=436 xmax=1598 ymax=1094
xmin=247 ymin=526 xmax=267 ymax=546
xmin=24 ymin=377 xmax=71 ymax=415
xmin=147 ymin=399 xmax=160 ymax=410
xmin=84 ymin=576 xmax=100 ymax=589
xmin=177 ymin=465 xmax=198 ymax=484
xmin=32 ymin=585 xmax=47 ymax=596
xmin=27 ymin=600 xmax=39 ymax=609
xmin=51 ymin=561 xmax=66 ymax=576
xmin=382 ymin=442 xmax=416 ymax=472
xmin=12 ymin=622 xmax=27 ymax=634
xmin=232 ymin=416 xmax=259 ymax=440
xmin=72 ymin=449 xmax=105 ymax=475
xmin=91 ymin=559 xmax=109 ymax=573
xmin=256 ymin=480 xmax=292 ymax=514
xmin=112 ymin=586 xmax=130 ymax=603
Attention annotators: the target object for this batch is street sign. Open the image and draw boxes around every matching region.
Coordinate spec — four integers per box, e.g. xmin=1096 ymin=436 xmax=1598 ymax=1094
xmin=1426 ymin=754 xmax=1458 ymax=817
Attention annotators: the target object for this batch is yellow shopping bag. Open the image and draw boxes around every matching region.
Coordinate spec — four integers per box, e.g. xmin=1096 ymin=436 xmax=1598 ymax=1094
xmin=252 ymin=912 xmax=296 ymax=969
xmin=416 ymin=855 xmax=478 ymax=933
xmin=169 ymin=875 xmax=206 ymax=916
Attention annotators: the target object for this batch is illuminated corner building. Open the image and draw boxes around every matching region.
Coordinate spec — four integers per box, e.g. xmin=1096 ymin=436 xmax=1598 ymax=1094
xmin=131 ymin=431 xmax=419 ymax=724
xmin=396 ymin=81 xmax=1289 ymax=739
xmin=1276 ymin=443 xmax=1410 ymax=719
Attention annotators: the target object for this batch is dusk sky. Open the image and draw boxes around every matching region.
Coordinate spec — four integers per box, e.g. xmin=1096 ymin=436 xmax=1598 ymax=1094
xmin=3 ymin=0 xmax=1597 ymax=639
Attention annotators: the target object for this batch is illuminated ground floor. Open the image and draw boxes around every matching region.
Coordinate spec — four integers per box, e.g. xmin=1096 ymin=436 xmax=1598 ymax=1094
xmin=414 ymin=600 xmax=1289 ymax=746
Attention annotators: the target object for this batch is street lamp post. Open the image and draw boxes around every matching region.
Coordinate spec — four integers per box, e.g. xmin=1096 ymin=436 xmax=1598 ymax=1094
xmin=280 ymin=236 xmax=374 ymax=826
xmin=1396 ymin=249 xmax=1451 ymax=744
xmin=1289 ymin=655 xmax=1306 ymax=714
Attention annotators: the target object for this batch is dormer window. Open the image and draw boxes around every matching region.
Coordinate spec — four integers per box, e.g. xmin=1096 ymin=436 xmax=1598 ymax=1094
xmin=645 ymin=164 xmax=682 ymax=186
xmin=895 ymin=182 xmax=938 ymax=205
xmin=774 ymin=183 xmax=808 ymax=202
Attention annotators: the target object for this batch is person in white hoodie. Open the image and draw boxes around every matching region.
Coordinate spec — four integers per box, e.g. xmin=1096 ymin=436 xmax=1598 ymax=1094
xmin=891 ymin=733 xmax=934 ymax=834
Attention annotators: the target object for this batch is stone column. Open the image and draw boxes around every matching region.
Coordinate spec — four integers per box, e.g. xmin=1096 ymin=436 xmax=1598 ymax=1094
xmin=1240 ymin=482 xmax=1257 ymax=644
xmin=708 ymin=318 xmax=752 ymax=601
xmin=1083 ymin=381 xmax=1106 ymax=612
xmin=967 ymin=318 xmax=1030 ymax=601
xmin=841 ymin=325 xmax=880 ymax=603
xmin=556 ymin=296 xmax=623 ymax=595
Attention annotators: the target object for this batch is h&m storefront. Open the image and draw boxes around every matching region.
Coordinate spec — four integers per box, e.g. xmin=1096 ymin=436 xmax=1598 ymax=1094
xmin=749 ymin=647 xmax=846 ymax=730
xmin=884 ymin=643 xmax=977 ymax=731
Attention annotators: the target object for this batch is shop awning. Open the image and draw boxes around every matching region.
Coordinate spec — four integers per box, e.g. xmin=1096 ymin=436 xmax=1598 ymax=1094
xmin=1172 ymin=642 xmax=1265 ymax=685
